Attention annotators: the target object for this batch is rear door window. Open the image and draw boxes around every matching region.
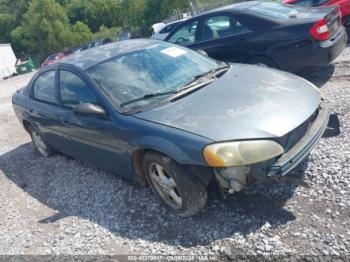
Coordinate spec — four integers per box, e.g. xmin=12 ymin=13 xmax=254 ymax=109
xmin=160 ymin=23 xmax=179 ymax=34
xmin=59 ymin=71 xmax=98 ymax=108
xmin=167 ymin=20 xmax=199 ymax=46
xmin=202 ymin=15 xmax=250 ymax=41
xmin=32 ymin=71 xmax=58 ymax=104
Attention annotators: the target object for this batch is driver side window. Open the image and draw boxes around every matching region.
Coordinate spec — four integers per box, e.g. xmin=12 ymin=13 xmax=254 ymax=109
xmin=59 ymin=71 xmax=98 ymax=108
xmin=168 ymin=20 xmax=198 ymax=46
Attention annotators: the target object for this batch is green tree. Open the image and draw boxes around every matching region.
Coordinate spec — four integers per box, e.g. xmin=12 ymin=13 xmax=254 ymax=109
xmin=11 ymin=0 xmax=75 ymax=61
xmin=0 ymin=0 xmax=29 ymax=44
xmin=143 ymin=0 xmax=189 ymax=26
xmin=119 ymin=0 xmax=189 ymax=35
xmin=71 ymin=21 xmax=93 ymax=46
xmin=67 ymin=0 xmax=122 ymax=33
xmin=120 ymin=0 xmax=147 ymax=30
xmin=94 ymin=25 xmax=121 ymax=40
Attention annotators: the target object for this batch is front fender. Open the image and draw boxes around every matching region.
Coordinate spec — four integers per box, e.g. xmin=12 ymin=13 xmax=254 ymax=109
xmin=131 ymin=135 xmax=202 ymax=165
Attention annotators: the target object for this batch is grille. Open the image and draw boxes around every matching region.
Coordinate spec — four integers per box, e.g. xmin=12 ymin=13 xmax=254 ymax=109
xmin=280 ymin=108 xmax=319 ymax=152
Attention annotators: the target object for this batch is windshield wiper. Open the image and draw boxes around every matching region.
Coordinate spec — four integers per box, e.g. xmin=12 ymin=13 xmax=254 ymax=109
xmin=179 ymin=63 xmax=230 ymax=91
xmin=120 ymin=90 xmax=178 ymax=108
xmin=120 ymin=63 xmax=230 ymax=108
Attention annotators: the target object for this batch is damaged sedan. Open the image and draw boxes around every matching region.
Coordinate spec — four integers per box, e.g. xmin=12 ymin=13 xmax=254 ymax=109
xmin=12 ymin=40 xmax=331 ymax=217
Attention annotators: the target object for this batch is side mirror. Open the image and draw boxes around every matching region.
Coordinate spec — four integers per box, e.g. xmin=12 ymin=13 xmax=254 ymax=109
xmin=197 ymin=50 xmax=208 ymax=56
xmin=73 ymin=103 xmax=107 ymax=117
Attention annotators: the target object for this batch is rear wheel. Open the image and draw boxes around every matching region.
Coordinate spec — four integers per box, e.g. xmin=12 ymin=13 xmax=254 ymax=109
xmin=143 ymin=152 xmax=207 ymax=217
xmin=28 ymin=126 xmax=54 ymax=158
xmin=245 ymin=56 xmax=278 ymax=69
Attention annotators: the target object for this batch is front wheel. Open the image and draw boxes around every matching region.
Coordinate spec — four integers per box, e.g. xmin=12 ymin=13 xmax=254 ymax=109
xmin=28 ymin=126 xmax=54 ymax=158
xmin=143 ymin=152 xmax=207 ymax=217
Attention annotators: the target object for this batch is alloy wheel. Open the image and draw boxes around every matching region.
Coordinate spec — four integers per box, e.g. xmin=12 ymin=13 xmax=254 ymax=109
xmin=149 ymin=163 xmax=183 ymax=210
xmin=31 ymin=130 xmax=49 ymax=157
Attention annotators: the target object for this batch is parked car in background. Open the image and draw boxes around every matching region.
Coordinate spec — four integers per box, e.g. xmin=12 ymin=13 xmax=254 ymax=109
xmin=68 ymin=46 xmax=85 ymax=54
xmin=151 ymin=19 xmax=187 ymax=40
xmin=165 ymin=1 xmax=347 ymax=70
xmin=12 ymin=39 xmax=330 ymax=217
xmin=117 ymin=32 xmax=133 ymax=41
xmin=41 ymin=51 xmax=73 ymax=67
xmin=283 ymin=0 xmax=350 ymax=37
xmin=88 ymin=38 xmax=112 ymax=49
xmin=151 ymin=22 xmax=166 ymax=35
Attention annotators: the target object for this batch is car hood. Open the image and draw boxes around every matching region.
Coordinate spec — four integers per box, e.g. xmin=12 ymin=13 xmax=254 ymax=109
xmin=134 ymin=64 xmax=321 ymax=142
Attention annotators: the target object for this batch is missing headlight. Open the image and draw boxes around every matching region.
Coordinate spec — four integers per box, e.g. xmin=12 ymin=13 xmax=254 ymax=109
xmin=214 ymin=166 xmax=250 ymax=194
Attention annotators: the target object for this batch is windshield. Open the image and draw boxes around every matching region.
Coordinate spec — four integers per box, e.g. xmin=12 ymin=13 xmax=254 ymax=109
xmin=86 ymin=42 xmax=219 ymax=112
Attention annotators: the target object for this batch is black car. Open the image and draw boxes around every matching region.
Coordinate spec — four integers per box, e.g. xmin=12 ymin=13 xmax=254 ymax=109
xmin=165 ymin=1 xmax=347 ymax=70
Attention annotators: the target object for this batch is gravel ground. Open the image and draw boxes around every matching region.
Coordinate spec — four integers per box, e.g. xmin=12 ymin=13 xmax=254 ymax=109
xmin=1 ymin=45 xmax=350 ymax=260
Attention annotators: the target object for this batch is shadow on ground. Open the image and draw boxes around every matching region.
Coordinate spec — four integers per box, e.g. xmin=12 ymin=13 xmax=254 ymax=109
xmin=0 ymin=143 xmax=308 ymax=247
xmin=296 ymin=64 xmax=335 ymax=88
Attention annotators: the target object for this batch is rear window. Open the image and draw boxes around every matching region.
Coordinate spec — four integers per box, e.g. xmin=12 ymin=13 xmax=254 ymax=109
xmin=249 ymin=2 xmax=298 ymax=19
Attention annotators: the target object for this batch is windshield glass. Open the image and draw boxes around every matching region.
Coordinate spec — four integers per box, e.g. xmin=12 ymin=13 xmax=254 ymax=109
xmin=86 ymin=42 xmax=219 ymax=112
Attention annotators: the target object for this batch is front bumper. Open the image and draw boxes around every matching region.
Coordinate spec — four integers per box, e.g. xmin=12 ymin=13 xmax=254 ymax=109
xmin=267 ymin=102 xmax=329 ymax=177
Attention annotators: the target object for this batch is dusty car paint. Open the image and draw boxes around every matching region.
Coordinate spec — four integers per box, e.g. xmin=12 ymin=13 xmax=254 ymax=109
xmin=135 ymin=64 xmax=321 ymax=141
xmin=12 ymin=39 xmax=329 ymax=196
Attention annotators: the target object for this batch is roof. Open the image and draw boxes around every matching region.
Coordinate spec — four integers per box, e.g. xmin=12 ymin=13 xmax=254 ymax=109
xmin=62 ymin=39 xmax=159 ymax=70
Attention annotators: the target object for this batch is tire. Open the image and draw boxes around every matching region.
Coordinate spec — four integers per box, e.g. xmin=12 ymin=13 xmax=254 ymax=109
xmin=245 ymin=56 xmax=278 ymax=69
xmin=343 ymin=16 xmax=350 ymax=41
xmin=28 ymin=125 xmax=54 ymax=158
xmin=143 ymin=152 xmax=207 ymax=217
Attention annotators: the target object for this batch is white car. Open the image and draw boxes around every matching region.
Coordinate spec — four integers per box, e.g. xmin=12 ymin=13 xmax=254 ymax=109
xmin=151 ymin=20 xmax=186 ymax=40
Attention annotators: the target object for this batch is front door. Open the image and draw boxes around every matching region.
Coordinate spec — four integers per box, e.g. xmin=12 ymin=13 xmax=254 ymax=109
xmin=57 ymin=69 xmax=130 ymax=176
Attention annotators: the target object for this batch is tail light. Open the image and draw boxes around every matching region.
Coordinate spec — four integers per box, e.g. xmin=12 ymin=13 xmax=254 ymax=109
xmin=310 ymin=18 xmax=330 ymax=41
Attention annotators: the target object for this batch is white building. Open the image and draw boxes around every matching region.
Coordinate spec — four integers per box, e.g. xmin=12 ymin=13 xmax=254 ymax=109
xmin=0 ymin=44 xmax=17 ymax=79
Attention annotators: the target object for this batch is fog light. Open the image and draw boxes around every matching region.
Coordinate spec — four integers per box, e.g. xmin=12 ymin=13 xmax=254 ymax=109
xmin=214 ymin=166 xmax=250 ymax=193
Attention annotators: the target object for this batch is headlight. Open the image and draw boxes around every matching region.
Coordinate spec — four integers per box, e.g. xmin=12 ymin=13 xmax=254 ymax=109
xmin=203 ymin=140 xmax=284 ymax=167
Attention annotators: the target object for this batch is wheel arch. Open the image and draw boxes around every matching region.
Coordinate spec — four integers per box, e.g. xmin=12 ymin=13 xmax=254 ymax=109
xmin=131 ymin=146 xmax=213 ymax=188
xmin=131 ymin=145 xmax=188 ymax=186
xmin=243 ymin=54 xmax=279 ymax=68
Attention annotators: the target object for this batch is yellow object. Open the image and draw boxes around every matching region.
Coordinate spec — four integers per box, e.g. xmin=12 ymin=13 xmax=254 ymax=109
xmin=203 ymin=140 xmax=285 ymax=167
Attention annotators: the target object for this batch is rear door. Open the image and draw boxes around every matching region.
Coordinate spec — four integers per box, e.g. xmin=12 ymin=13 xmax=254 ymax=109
xmin=28 ymin=69 xmax=71 ymax=152
xmin=192 ymin=13 xmax=254 ymax=62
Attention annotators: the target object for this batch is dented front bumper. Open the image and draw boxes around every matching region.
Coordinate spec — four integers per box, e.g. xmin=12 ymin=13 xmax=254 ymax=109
xmin=214 ymin=102 xmax=331 ymax=195
xmin=267 ymin=102 xmax=330 ymax=178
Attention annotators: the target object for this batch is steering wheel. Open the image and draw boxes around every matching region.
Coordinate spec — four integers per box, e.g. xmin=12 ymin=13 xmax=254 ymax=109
xmin=175 ymin=37 xmax=187 ymax=45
